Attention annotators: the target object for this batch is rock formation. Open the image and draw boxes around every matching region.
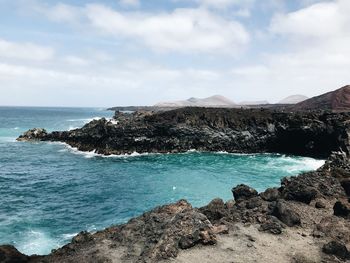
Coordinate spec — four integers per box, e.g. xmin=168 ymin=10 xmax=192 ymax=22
xmin=17 ymin=107 xmax=350 ymax=158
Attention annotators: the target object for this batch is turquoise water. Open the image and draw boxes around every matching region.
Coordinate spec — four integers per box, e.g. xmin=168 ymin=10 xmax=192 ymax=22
xmin=0 ymin=107 xmax=324 ymax=255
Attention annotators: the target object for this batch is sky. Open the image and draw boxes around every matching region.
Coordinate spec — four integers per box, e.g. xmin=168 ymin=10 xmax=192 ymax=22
xmin=0 ymin=0 xmax=349 ymax=107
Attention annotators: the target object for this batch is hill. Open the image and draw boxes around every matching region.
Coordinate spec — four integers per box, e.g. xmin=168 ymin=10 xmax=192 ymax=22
xmin=279 ymin=95 xmax=308 ymax=104
xmin=155 ymin=95 xmax=236 ymax=107
xmin=293 ymin=85 xmax=350 ymax=112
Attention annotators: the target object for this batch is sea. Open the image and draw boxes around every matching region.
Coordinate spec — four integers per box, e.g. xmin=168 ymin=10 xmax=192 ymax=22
xmin=0 ymin=106 xmax=325 ymax=255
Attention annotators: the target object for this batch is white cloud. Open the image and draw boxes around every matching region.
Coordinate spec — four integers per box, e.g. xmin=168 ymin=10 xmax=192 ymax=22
xmin=0 ymin=38 xmax=55 ymax=61
xmin=119 ymin=0 xmax=140 ymax=7
xmin=84 ymin=4 xmax=249 ymax=54
xmin=177 ymin=0 xmax=255 ymax=9
xmin=33 ymin=2 xmax=82 ymax=23
xmin=63 ymin=56 xmax=90 ymax=66
xmin=270 ymin=0 xmax=350 ymax=39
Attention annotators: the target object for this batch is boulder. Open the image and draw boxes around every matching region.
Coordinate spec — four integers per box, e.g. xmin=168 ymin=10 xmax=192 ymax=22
xmin=272 ymin=200 xmax=301 ymax=227
xmin=258 ymin=216 xmax=284 ymax=235
xmin=232 ymin=184 xmax=258 ymax=202
xmin=199 ymin=198 xmax=227 ymax=222
xmin=16 ymin=128 xmax=48 ymax=141
xmin=0 ymin=245 xmax=29 ymax=263
xmin=260 ymin=187 xmax=280 ymax=202
xmin=333 ymin=200 xmax=350 ymax=218
xmin=322 ymin=241 xmax=350 ymax=260
xmin=340 ymin=178 xmax=350 ymax=196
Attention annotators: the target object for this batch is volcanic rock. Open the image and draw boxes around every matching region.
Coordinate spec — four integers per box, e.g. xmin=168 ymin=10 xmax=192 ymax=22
xmin=322 ymin=241 xmax=350 ymax=260
xmin=232 ymin=184 xmax=258 ymax=202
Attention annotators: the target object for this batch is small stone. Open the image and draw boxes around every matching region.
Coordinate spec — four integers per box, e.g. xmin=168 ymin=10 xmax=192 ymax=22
xmin=315 ymin=199 xmax=327 ymax=209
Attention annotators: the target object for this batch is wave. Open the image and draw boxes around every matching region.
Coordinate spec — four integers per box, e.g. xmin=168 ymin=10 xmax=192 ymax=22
xmin=0 ymin=137 xmax=17 ymax=142
xmin=56 ymin=143 xmax=326 ymax=170
xmin=57 ymin=143 xmax=151 ymax=159
xmin=15 ymin=230 xmax=61 ymax=256
xmin=66 ymin=117 xmax=102 ymax=123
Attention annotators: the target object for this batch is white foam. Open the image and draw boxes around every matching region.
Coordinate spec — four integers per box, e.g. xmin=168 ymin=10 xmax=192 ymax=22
xmin=67 ymin=117 xmax=102 ymax=123
xmin=16 ymin=230 xmax=60 ymax=256
xmin=61 ymin=232 xmax=78 ymax=240
xmin=57 ymin=142 xmax=150 ymax=159
xmin=0 ymin=137 xmax=17 ymax=142
xmin=68 ymin=126 xmax=79 ymax=131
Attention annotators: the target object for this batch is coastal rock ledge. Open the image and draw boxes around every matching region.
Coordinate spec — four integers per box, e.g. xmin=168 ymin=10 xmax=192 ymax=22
xmin=5 ymin=108 xmax=350 ymax=262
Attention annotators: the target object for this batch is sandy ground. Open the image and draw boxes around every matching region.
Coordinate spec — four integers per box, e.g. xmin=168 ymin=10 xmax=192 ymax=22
xmin=162 ymin=223 xmax=322 ymax=263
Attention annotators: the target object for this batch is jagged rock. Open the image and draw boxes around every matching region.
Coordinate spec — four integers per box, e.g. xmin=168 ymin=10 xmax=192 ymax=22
xmin=333 ymin=200 xmax=350 ymax=218
xmin=340 ymin=179 xmax=350 ymax=196
xmin=17 ymin=108 xmax=350 ymax=158
xmin=322 ymin=241 xmax=350 ymax=260
xmin=16 ymin=128 xmax=47 ymax=141
xmin=313 ymin=216 xmax=350 ymax=243
xmin=245 ymin=196 xmax=263 ymax=209
xmin=258 ymin=216 xmax=284 ymax=235
xmin=232 ymin=184 xmax=258 ymax=202
xmin=280 ymin=170 xmax=346 ymax=204
xmin=272 ymin=200 xmax=301 ymax=227
xmin=0 ymin=245 xmax=29 ymax=263
xmin=72 ymin=231 xmax=93 ymax=244
xmin=260 ymin=187 xmax=280 ymax=201
xmin=199 ymin=198 xmax=227 ymax=222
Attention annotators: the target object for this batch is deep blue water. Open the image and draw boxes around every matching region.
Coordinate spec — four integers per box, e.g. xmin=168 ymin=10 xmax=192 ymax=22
xmin=0 ymin=107 xmax=324 ymax=255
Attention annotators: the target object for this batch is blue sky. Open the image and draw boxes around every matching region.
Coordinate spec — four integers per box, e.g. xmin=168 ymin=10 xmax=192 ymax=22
xmin=0 ymin=0 xmax=349 ymax=107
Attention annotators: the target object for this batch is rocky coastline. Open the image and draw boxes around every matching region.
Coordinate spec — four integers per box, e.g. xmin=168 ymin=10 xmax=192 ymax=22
xmin=2 ymin=108 xmax=350 ymax=262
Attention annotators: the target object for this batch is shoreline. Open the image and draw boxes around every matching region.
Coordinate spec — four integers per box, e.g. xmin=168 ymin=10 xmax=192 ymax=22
xmin=1 ymin=152 xmax=349 ymax=262
xmin=3 ymin=107 xmax=350 ymax=262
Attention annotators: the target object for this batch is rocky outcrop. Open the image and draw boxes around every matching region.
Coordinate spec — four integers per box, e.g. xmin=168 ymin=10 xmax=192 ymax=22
xmin=17 ymin=108 xmax=350 ymax=158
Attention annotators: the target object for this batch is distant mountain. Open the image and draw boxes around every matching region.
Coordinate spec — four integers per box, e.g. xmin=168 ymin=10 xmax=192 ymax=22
xmin=154 ymin=95 xmax=236 ymax=107
xmin=278 ymin=95 xmax=308 ymax=104
xmin=293 ymin=85 xmax=350 ymax=112
xmin=239 ymin=100 xmax=269 ymax=105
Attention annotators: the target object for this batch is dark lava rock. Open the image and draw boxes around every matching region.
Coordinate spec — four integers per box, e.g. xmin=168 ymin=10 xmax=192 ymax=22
xmin=333 ymin=200 xmax=350 ymax=218
xmin=0 ymin=245 xmax=29 ymax=263
xmin=280 ymin=170 xmax=346 ymax=204
xmin=340 ymin=179 xmax=350 ymax=196
xmin=314 ymin=216 xmax=350 ymax=244
xmin=72 ymin=231 xmax=93 ymax=244
xmin=322 ymin=241 xmax=350 ymax=260
xmin=232 ymin=184 xmax=258 ymax=202
xmin=199 ymin=198 xmax=228 ymax=222
xmin=16 ymin=108 xmax=350 ymax=158
xmin=245 ymin=196 xmax=263 ymax=209
xmin=258 ymin=216 xmax=284 ymax=235
xmin=272 ymin=200 xmax=301 ymax=227
xmin=260 ymin=187 xmax=280 ymax=201
xmin=17 ymin=128 xmax=47 ymax=142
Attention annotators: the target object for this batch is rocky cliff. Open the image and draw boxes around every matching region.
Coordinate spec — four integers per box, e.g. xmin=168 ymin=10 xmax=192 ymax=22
xmin=17 ymin=107 xmax=350 ymax=158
